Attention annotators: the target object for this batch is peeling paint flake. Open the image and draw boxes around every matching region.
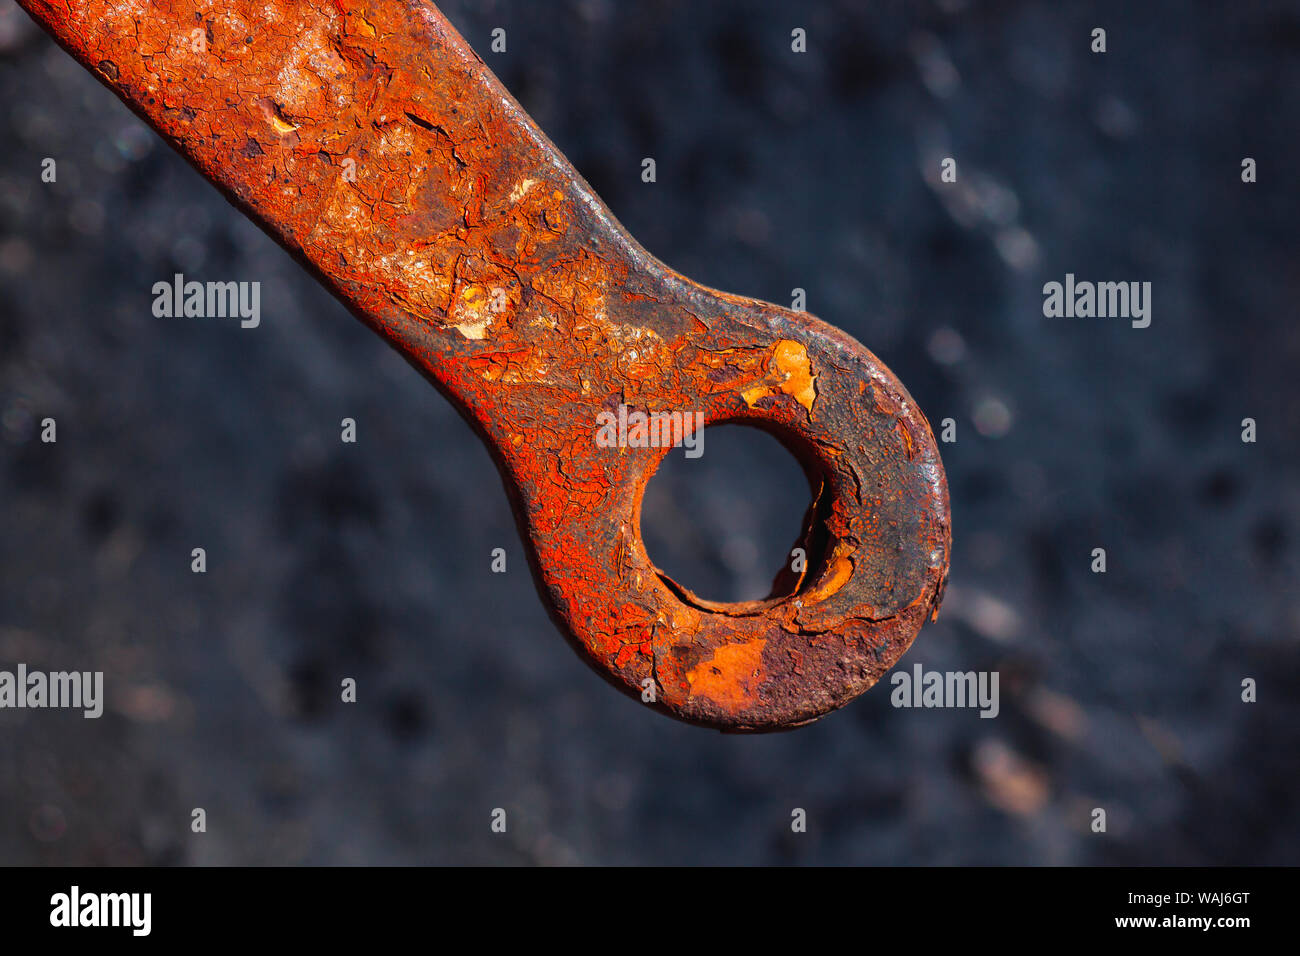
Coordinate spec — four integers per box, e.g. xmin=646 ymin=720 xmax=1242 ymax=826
xmin=740 ymin=339 xmax=817 ymax=412
xmin=806 ymin=542 xmax=856 ymax=602
xmin=454 ymin=316 xmax=492 ymax=339
xmin=509 ymin=177 xmax=536 ymax=203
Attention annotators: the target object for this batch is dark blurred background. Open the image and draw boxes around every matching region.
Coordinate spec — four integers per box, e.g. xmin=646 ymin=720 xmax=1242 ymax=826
xmin=1 ymin=0 xmax=1297 ymax=864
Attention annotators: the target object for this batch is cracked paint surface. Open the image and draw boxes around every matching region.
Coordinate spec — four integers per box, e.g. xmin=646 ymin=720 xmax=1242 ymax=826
xmin=19 ymin=0 xmax=951 ymax=730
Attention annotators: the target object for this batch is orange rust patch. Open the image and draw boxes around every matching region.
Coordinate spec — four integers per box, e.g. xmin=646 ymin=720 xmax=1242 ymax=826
xmin=685 ymin=638 xmax=767 ymax=708
xmin=773 ymin=340 xmax=817 ymax=410
xmin=741 ymin=339 xmax=817 ymax=412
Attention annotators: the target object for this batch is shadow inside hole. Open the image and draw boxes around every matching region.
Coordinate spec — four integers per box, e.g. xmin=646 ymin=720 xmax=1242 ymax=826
xmin=638 ymin=423 xmax=813 ymax=604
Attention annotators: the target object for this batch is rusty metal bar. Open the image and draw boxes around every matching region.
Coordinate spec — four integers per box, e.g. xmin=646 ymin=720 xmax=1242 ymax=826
xmin=15 ymin=0 xmax=950 ymax=730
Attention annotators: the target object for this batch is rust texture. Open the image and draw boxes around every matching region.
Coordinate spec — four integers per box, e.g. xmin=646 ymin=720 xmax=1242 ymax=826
xmin=18 ymin=0 xmax=951 ymax=730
